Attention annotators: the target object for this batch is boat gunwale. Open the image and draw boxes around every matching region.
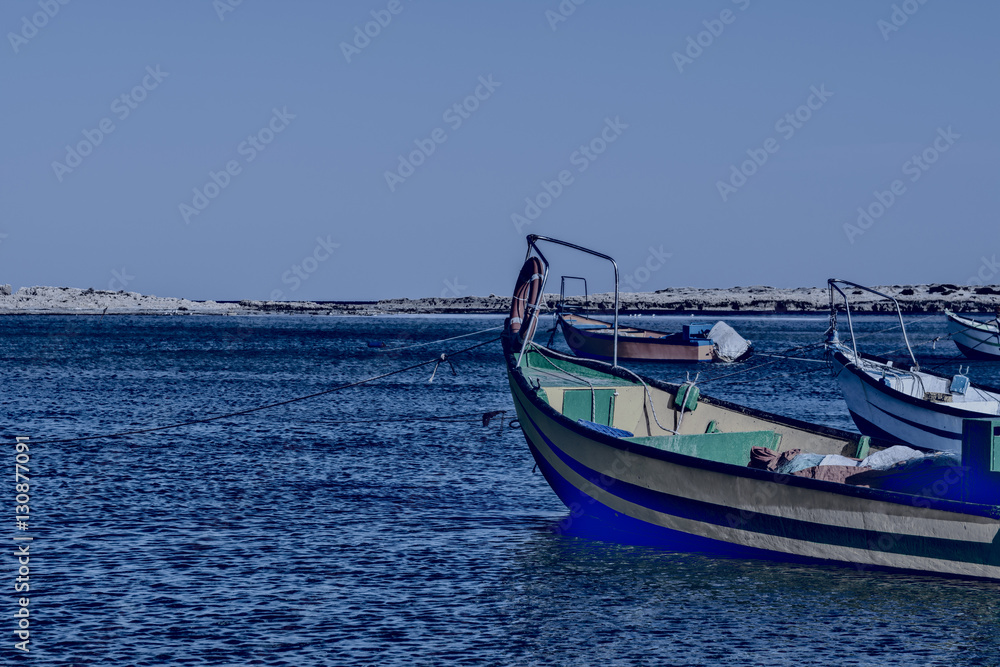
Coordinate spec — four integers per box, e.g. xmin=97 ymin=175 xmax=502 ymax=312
xmin=525 ymin=334 xmax=865 ymax=442
xmin=833 ymin=349 xmax=1000 ymax=417
xmin=559 ymin=313 xmax=695 ymax=343
xmin=506 ymin=333 xmax=1000 ymax=520
xmin=946 ymin=309 xmax=999 ymax=334
xmin=557 ymin=313 xmax=715 ymax=362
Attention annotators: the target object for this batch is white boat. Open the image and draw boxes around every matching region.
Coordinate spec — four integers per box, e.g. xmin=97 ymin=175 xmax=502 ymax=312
xmin=946 ymin=310 xmax=1000 ymax=360
xmin=827 ymin=280 xmax=1000 ymax=454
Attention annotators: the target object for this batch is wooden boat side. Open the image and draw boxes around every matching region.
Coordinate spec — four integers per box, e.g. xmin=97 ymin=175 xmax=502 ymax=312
xmin=559 ymin=313 xmax=713 ymax=362
xmin=505 ymin=335 xmax=1000 ymax=579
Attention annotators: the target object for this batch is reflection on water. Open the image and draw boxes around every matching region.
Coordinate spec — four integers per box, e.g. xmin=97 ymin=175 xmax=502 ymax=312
xmin=498 ymin=534 xmax=1000 ymax=665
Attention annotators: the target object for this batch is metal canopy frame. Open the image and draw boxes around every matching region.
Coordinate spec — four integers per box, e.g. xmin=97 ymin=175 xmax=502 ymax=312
xmin=558 ymin=276 xmax=589 ymax=311
xmin=519 ymin=235 xmax=620 ymax=368
xmin=827 ymin=278 xmax=919 ymax=370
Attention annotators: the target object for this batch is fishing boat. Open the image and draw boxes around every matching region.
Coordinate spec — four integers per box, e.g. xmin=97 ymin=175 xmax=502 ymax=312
xmin=552 ymin=276 xmax=752 ymax=363
xmin=827 ymin=280 xmax=1000 ymax=454
xmin=505 ymin=236 xmax=1000 ymax=579
xmin=945 ymin=310 xmax=1000 ymax=360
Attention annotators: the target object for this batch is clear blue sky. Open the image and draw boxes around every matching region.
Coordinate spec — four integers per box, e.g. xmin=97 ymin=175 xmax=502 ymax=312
xmin=2 ymin=1 xmax=997 ymax=301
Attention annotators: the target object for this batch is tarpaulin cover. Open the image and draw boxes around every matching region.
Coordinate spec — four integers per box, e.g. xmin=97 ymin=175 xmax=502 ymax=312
xmin=709 ymin=321 xmax=752 ymax=362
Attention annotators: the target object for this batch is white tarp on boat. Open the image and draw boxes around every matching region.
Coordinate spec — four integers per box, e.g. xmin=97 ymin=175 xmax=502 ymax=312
xmin=710 ymin=321 xmax=751 ymax=362
xmin=773 ymin=445 xmax=956 ymax=476
xmin=859 ymin=446 xmax=926 ymax=470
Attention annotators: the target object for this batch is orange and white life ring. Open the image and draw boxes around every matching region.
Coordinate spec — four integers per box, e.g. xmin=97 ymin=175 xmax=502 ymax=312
xmin=509 ymin=257 xmax=544 ymax=341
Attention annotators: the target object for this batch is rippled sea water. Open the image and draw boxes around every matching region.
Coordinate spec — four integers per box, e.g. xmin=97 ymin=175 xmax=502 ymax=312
xmin=3 ymin=313 xmax=999 ymax=666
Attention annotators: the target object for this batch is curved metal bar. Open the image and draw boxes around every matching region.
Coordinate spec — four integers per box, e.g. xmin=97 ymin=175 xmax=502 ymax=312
xmin=559 ymin=276 xmax=589 ymax=308
xmin=521 ymin=235 xmax=620 ymax=367
xmin=827 ymin=278 xmax=918 ymax=370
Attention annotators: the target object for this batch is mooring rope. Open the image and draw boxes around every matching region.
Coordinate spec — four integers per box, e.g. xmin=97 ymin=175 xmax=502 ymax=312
xmin=23 ymin=336 xmax=501 ymax=445
xmin=872 ymin=319 xmax=998 ymax=362
xmin=691 ymin=314 xmax=959 ymax=387
xmin=718 ymin=365 xmax=829 ymax=387
xmin=927 ymin=314 xmax=1000 ymax=355
xmin=696 ymin=341 xmax=827 ymax=386
xmin=317 ymin=411 xmax=504 ymax=425
xmin=753 ymin=353 xmax=828 ymax=364
xmin=374 ymin=325 xmax=504 ymax=352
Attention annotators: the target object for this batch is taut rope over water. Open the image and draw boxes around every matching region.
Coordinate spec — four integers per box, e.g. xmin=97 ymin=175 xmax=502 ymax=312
xmin=24 ymin=336 xmax=501 ymax=446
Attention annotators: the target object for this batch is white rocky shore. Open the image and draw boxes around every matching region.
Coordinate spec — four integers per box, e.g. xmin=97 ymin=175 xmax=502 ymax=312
xmin=0 ymin=286 xmax=242 ymax=315
xmin=1 ymin=284 xmax=998 ymax=316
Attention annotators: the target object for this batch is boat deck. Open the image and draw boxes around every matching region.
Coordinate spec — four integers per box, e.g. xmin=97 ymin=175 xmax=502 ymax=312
xmin=522 ymin=366 xmax=628 ymax=388
xmin=854 ymin=357 xmax=1000 ymax=415
xmin=517 ymin=344 xmax=861 ymax=458
xmin=561 ymin=313 xmax=677 ymax=340
xmin=519 ymin=346 xmax=640 ymax=388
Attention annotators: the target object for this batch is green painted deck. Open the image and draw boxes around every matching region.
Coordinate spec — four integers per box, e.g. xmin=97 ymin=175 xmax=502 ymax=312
xmin=563 ymin=388 xmax=617 ymax=426
xmin=624 ymin=431 xmax=782 ymax=466
xmin=519 ymin=347 xmax=635 ymax=387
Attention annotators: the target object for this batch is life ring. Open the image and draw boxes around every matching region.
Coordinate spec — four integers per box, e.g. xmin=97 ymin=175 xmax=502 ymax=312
xmin=509 ymin=256 xmax=544 ymax=341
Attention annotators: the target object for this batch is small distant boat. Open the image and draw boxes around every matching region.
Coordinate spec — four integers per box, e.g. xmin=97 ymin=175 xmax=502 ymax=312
xmin=553 ymin=276 xmax=752 ymax=363
xmin=945 ymin=310 xmax=1000 ymax=360
xmin=505 ymin=236 xmax=1000 ymax=580
xmin=827 ymin=280 xmax=1000 ymax=454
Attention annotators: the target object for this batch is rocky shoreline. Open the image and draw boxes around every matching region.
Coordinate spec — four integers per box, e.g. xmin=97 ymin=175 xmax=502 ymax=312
xmin=1 ymin=284 xmax=999 ymax=316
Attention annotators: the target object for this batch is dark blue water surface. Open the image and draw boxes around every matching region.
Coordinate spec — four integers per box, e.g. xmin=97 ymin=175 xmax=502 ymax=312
xmin=3 ymin=313 xmax=1000 ymax=666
